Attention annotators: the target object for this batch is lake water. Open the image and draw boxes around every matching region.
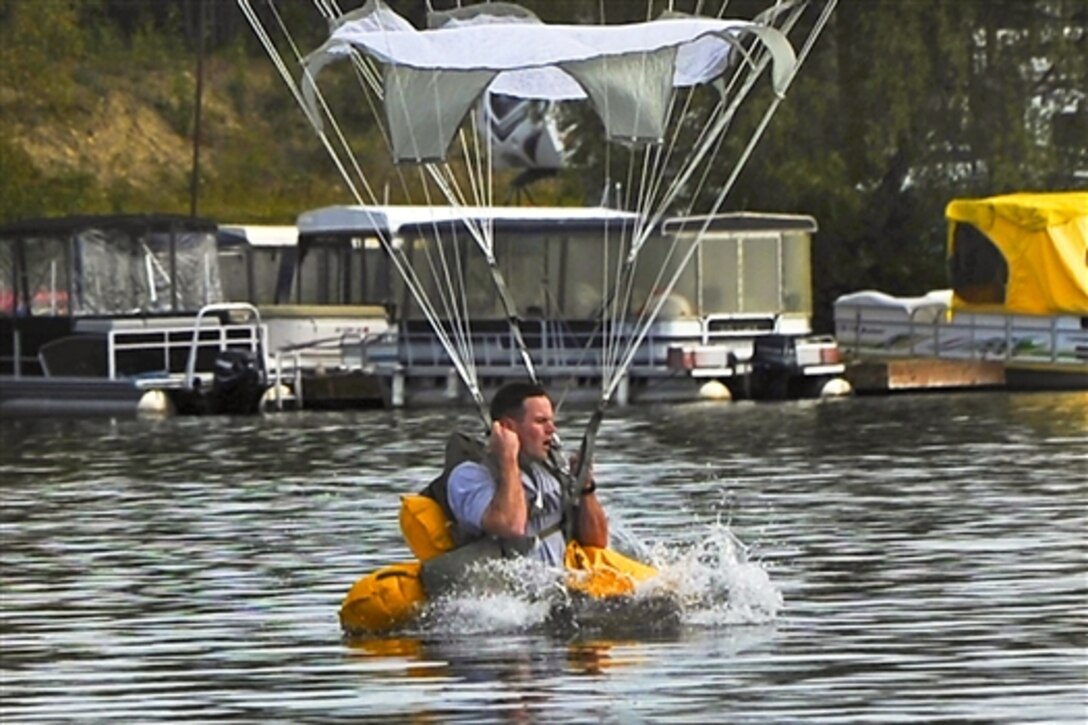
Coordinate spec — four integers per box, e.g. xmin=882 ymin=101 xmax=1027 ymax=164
xmin=1 ymin=391 xmax=1086 ymax=722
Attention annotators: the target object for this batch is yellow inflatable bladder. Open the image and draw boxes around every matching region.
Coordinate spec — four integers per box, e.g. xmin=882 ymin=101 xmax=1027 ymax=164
xmin=340 ymin=488 xmax=661 ymax=635
xmin=398 ymin=494 xmax=455 ymax=561
xmin=564 ymin=541 xmax=659 ymax=599
xmin=338 ymin=561 xmax=426 ymax=634
xmin=340 ymin=541 xmax=659 ymax=635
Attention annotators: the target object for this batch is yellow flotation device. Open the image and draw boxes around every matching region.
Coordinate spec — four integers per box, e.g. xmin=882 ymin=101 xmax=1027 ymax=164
xmin=338 ymin=561 xmax=427 ymax=633
xmin=564 ymin=541 xmax=658 ymax=598
xmin=398 ymin=494 xmax=456 ymax=561
xmin=339 ymin=495 xmax=659 ymax=635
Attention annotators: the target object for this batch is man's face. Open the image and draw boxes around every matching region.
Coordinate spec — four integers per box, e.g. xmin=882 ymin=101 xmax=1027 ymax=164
xmin=508 ymin=395 xmax=556 ymax=462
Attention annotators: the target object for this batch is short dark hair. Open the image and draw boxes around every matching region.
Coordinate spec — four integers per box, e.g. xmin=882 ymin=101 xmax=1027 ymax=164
xmin=489 ymin=381 xmax=549 ymax=422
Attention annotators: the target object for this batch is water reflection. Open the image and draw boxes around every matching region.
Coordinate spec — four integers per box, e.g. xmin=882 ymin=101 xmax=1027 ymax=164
xmin=341 ymin=626 xmax=779 ymax=722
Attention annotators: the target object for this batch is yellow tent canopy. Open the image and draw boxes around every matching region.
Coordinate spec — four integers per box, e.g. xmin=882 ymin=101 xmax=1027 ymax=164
xmin=946 ymin=191 xmax=1088 ymax=315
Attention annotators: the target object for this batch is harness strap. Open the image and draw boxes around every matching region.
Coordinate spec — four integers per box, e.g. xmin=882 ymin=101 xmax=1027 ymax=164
xmin=535 ymin=520 xmax=564 ymax=542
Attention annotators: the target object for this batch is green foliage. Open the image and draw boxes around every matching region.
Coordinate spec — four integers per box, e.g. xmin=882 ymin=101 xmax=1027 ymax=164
xmin=0 ymin=0 xmax=86 ymax=118
xmin=0 ymin=137 xmax=107 ymax=218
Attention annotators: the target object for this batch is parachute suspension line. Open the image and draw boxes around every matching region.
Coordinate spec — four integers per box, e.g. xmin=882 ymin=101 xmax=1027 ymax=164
xmin=607 ymin=33 xmax=667 ymax=385
xmin=595 ymin=1 xmax=833 ymax=408
xmin=394 ymin=226 xmax=491 ymax=417
xmin=471 ymin=92 xmax=494 ymax=210
xmin=629 ymin=8 xmax=804 ymax=263
xmin=413 ymin=211 xmax=472 ymax=371
xmin=394 ymin=225 xmax=487 ymax=419
xmin=601 ymin=141 xmax=631 ymax=387
xmin=318 ymin=1 xmax=441 ymax=211
xmin=607 ymin=135 xmax=660 ymax=390
xmin=643 ymin=87 xmax=698 ymax=222
xmin=390 ymin=84 xmax=542 ymax=393
xmin=410 ymin=168 xmax=482 ymax=383
xmin=589 ymin=39 xmax=622 ymax=395
xmin=275 ymin=0 xmax=370 ymax=189
xmin=292 ymin=0 xmax=416 ymax=210
xmin=338 ymin=13 xmax=483 ymax=404
xmin=657 ymin=83 xmax=731 ymax=216
xmin=571 ymin=0 xmax=630 ymax=474
xmin=622 ymin=89 xmax=704 ymax=338
xmin=677 ymin=1 xmax=822 ymax=226
xmin=342 ymin=49 xmax=413 ymax=193
xmin=381 ymin=165 xmax=485 ymax=410
xmin=244 ymin=1 xmax=499 ymax=423
xmin=238 ymin=0 xmax=369 ymax=205
xmin=627 ymin=64 xmax=749 ymax=258
xmin=597 ymin=18 xmax=691 ymax=400
xmin=681 ymin=2 xmax=808 ymax=216
xmin=626 ymin=0 xmax=808 ymax=293
xmin=309 ymin=0 xmax=417 ymax=204
xmin=264 ymin=1 xmax=482 ymax=404
xmin=442 ymin=112 xmax=492 ymax=377
xmin=459 ymin=110 xmax=486 ymax=209
xmin=415 ymin=142 xmax=545 ymax=392
xmin=403 ymin=152 xmax=509 ymax=404
xmin=602 ymin=0 xmax=837 ymax=405
xmin=461 ymin=109 xmax=546 ymax=385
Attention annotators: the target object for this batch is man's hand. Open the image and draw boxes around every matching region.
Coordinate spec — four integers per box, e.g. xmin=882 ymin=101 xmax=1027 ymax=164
xmin=482 ymin=420 xmax=527 ymax=537
xmin=570 ymin=453 xmax=595 ymax=492
xmin=490 ymin=421 xmax=520 ymax=469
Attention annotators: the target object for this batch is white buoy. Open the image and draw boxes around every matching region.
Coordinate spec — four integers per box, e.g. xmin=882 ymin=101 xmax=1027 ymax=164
xmin=258 ymin=384 xmax=295 ymax=412
xmin=137 ymin=389 xmax=173 ymax=416
xmin=821 ymin=377 xmax=853 ymax=397
xmin=698 ymin=380 xmax=732 ymax=401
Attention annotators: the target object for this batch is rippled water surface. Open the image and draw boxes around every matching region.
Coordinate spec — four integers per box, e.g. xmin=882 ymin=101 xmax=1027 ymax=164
xmin=2 ymin=391 xmax=1086 ymax=722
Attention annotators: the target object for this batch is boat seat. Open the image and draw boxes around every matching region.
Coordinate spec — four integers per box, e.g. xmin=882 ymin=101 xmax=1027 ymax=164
xmin=39 ymin=335 xmax=108 ymax=377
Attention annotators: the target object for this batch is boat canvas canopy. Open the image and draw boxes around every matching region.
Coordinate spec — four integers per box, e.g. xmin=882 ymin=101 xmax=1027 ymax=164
xmin=297 ymin=205 xmax=639 ymax=238
xmin=218 ymin=225 xmax=299 ymax=248
xmin=946 ymin=192 xmax=1088 ymax=316
xmin=1 ymin=215 xmax=223 ymax=317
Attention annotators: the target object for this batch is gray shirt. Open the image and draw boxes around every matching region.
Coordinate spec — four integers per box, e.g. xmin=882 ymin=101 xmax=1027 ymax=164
xmin=446 ymin=459 xmax=565 ymax=567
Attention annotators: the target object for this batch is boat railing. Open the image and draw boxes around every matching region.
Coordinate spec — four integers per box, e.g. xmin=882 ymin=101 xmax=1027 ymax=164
xmin=838 ymin=302 xmax=1084 ymax=365
xmin=179 ymin=303 xmax=267 ymax=389
xmin=396 ymin=318 xmax=759 ymax=372
xmin=98 ymin=305 xmax=266 ymax=387
xmin=266 ymin=329 xmax=398 ymax=408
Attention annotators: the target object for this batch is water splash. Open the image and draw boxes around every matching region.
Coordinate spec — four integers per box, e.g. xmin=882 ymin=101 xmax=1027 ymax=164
xmin=414 ymin=557 xmax=563 ymax=635
xmin=409 ymin=522 xmax=780 ymax=637
xmin=644 ymin=521 xmax=783 ymax=626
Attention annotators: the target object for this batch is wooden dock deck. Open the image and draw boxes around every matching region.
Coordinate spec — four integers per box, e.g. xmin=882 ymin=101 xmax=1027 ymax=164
xmin=845 ymin=358 xmax=1006 ymax=393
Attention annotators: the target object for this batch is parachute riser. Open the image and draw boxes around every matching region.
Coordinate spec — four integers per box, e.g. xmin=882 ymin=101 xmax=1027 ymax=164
xmin=558 ymin=405 xmax=606 ymax=542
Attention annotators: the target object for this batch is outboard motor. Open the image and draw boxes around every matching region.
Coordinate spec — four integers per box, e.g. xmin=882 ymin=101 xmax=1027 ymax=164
xmin=211 ymin=349 xmax=264 ymax=415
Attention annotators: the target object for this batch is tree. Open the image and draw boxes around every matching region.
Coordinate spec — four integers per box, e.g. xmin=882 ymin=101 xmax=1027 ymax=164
xmin=717 ymin=0 xmax=1088 ymax=330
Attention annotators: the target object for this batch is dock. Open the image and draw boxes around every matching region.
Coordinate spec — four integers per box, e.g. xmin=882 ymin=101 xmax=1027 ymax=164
xmin=846 ymin=358 xmax=1005 ymax=393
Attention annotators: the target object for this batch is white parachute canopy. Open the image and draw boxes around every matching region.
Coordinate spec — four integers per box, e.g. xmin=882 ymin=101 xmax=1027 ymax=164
xmin=429 ymin=4 xmax=565 ymax=172
xmin=302 ymin=0 xmax=796 ymax=163
xmin=241 ymin=0 xmax=833 ymax=424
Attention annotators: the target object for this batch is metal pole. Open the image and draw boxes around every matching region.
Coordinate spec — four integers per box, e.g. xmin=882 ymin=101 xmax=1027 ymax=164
xmin=189 ymin=0 xmax=206 ymax=218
